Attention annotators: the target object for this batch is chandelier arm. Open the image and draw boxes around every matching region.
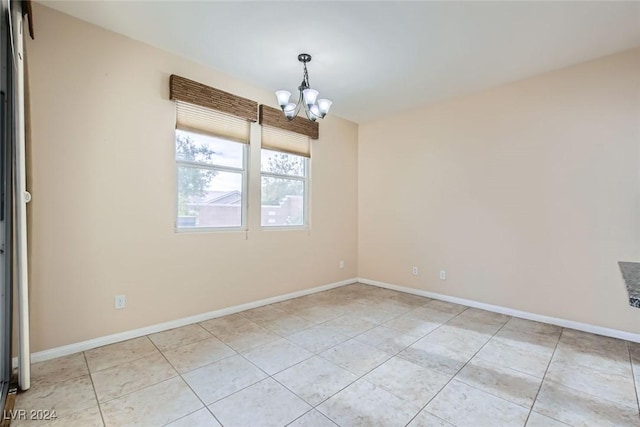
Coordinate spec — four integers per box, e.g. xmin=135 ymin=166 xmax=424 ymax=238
xmin=304 ymin=108 xmax=314 ymax=122
xmin=294 ymin=99 xmax=303 ymax=118
xmin=286 ymin=92 xmax=304 ymax=121
xmin=304 ymin=104 xmax=321 ymax=121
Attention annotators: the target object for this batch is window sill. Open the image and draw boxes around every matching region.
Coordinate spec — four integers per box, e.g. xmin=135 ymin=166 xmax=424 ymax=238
xmin=173 ymin=226 xmax=311 ymax=234
xmin=175 ymin=227 xmax=247 ymax=234
xmin=260 ymin=226 xmax=309 ymax=232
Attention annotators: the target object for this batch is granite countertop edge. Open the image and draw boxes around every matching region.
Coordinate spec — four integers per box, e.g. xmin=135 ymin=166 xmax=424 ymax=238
xmin=618 ymin=261 xmax=640 ymax=308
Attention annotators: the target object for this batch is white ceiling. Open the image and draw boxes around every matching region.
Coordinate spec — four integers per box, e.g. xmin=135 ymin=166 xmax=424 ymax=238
xmin=42 ymin=1 xmax=640 ymax=123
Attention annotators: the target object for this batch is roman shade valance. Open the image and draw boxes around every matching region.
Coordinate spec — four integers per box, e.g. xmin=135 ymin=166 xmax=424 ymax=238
xmin=259 ymin=104 xmax=319 ymax=140
xmin=175 ymin=101 xmax=250 ymax=143
xmin=261 ymin=124 xmax=311 ymax=157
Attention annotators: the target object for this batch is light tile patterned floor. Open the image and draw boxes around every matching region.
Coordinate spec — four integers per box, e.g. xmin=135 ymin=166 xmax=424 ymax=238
xmin=12 ymin=283 xmax=640 ymax=426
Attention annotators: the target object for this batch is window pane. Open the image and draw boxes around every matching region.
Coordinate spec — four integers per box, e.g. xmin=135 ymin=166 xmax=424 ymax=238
xmin=176 ymin=129 xmax=243 ymax=169
xmin=261 ymin=177 xmax=305 ymax=226
xmin=260 ymin=149 xmax=305 ymax=177
xmin=177 ymin=166 xmax=243 ymax=228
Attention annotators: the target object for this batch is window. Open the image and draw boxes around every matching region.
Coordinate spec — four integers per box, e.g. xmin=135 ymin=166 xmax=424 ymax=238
xmin=258 ymin=108 xmax=315 ymax=229
xmin=175 ymin=101 xmax=249 ymax=231
xmin=261 ymin=149 xmax=308 ymax=227
xmin=171 ymin=79 xmax=316 ymax=231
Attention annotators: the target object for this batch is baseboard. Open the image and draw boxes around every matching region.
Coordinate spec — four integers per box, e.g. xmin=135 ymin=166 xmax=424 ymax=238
xmin=20 ymin=275 xmax=639 ymax=367
xmin=17 ymin=278 xmax=358 ymax=366
xmin=358 ymin=277 xmax=640 ymax=344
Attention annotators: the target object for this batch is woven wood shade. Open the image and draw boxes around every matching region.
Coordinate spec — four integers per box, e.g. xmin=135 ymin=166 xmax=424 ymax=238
xmin=259 ymin=105 xmax=319 ymax=140
xmin=170 ymin=75 xmax=258 ymax=122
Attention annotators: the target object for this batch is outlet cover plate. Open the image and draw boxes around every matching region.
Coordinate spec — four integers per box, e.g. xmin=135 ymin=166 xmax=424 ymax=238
xmin=115 ymin=295 xmax=126 ymax=309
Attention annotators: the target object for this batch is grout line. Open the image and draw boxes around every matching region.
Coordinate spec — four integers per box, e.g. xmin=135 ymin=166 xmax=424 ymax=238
xmin=159 ymin=407 xmax=207 ymax=427
xmin=187 ymin=313 xmax=325 ymax=409
xmin=626 ymin=341 xmax=640 ymax=415
xmin=184 ymin=313 xmax=349 ymax=409
xmin=65 ymin=288 xmax=579 ymax=425
xmin=231 ymin=352 xmax=331 ymax=418
xmin=169 ymin=349 xmax=237 ymax=377
xmin=85 ymin=336 xmax=157 ymax=375
xmin=265 ymin=285 xmax=428 ymax=339
xmin=449 ymin=324 xmax=565 ymax=414
xmin=201 ymin=289 xmax=443 ymax=423
xmin=240 ymin=340 xmax=317 ymax=376
xmin=148 ymin=338 xmax=226 ymax=427
xmin=232 ymin=331 xmax=340 ymax=395
xmin=149 ymin=325 xmax=216 ymax=354
xmin=29 ymin=284 xmax=639 ymax=427
xmin=284 ymin=408 xmax=316 ymax=426
xmin=540 ymin=377 xmax=639 ymax=417
xmin=523 ymin=327 xmax=564 ymax=426
xmin=284 ymin=407 xmax=338 ymax=427
xmin=402 ymin=310 xmax=511 ymax=427
xmin=280 ymin=326 xmax=350 ymax=351
xmin=266 ymin=334 xmax=371 ymax=411
xmin=299 ymin=301 xmax=476 ymax=424
xmin=428 ymin=413 xmax=456 ymax=427
xmin=15 ymin=289 xmax=476 ymax=424
xmin=308 ymin=299 xmax=472 ymax=408
xmin=83 ymin=352 xmax=107 ymax=427
xmin=153 ymin=335 xmax=216 ymax=354
xmin=532 ymin=337 xmax=638 ymax=414
xmin=86 ymin=353 xmax=180 ymax=405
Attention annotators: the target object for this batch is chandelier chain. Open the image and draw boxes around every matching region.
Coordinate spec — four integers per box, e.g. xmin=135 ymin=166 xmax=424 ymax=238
xmin=301 ymin=62 xmax=310 ymax=90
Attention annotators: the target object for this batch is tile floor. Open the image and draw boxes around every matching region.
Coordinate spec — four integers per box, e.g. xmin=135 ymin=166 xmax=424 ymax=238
xmin=11 ymin=283 xmax=640 ymax=427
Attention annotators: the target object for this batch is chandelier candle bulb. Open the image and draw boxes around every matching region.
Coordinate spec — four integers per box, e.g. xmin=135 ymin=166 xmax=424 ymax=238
xmin=274 ymin=53 xmax=333 ymax=122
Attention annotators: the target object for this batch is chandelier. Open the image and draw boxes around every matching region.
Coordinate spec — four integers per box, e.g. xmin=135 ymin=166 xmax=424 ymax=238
xmin=275 ymin=53 xmax=332 ymax=122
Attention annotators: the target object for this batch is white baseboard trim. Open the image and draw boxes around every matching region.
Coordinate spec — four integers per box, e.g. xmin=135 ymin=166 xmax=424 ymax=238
xmin=19 ymin=278 xmax=358 ymax=366
xmin=20 ymin=275 xmax=639 ymax=367
xmin=358 ymin=277 xmax=640 ymax=344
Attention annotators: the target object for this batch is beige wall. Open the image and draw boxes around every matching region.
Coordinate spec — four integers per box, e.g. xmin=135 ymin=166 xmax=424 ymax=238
xmin=359 ymin=48 xmax=640 ymax=334
xmin=26 ymin=4 xmax=358 ymax=352
xmin=25 ymin=4 xmax=640 ymax=353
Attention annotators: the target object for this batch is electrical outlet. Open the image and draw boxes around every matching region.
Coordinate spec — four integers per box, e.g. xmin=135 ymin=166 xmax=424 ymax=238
xmin=115 ymin=295 xmax=126 ymax=309
xmin=412 ymin=266 xmax=419 ymax=275
xmin=439 ymin=270 xmax=447 ymax=280
xmin=339 ymin=260 xmax=345 ymax=269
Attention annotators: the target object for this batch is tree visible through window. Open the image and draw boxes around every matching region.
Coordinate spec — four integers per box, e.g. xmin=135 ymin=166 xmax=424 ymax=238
xmin=176 ymin=134 xmax=217 ymax=216
xmin=261 ymin=149 xmax=307 ymax=227
xmin=176 ymin=129 xmax=246 ymax=229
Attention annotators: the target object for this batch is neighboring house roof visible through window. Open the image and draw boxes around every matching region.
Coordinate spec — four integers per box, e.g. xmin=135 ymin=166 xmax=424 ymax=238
xmin=191 ymin=191 xmax=242 ymax=206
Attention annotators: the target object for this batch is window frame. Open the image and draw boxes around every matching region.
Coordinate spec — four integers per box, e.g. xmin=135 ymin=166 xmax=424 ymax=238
xmin=259 ymin=149 xmax=310 ymax=230
xmin=174 ymin=130 xmax=249 ymax=233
